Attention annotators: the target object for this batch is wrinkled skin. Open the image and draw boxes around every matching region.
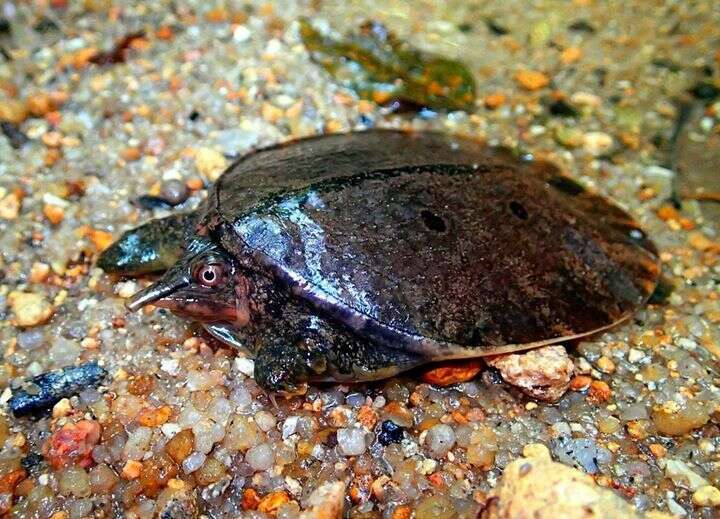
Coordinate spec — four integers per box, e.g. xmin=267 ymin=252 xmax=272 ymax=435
xmin=99 ymin=130 xmax=661 ymax=392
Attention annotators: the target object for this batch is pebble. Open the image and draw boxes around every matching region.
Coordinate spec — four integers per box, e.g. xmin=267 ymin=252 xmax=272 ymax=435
xmin=486 ymin=345 xmax=574 ymax=402
xmin=336 ymin=428 xmax=367 ymax=456
xmin=9 ymin=291 xmax=54 ymax=327
xmin=58 ymin=466 xmax=91 ymax=497
xmin=254 ymin=410 xmax=277 ymax=432
xmin=377 ymin=420 xmax=404 ymax=446
xmin=159 ymin=179 xmax=190 ymax=206
xmin=16 ymin=329 xmax=45 ymax=350
xmin=665 ymin=459 xmax=709 ymax=491
xmin=692 ymin=485 xmax=720 ymax=507
xmin=582 ymin=131 xmax=613 ymax=156
xmin=514 ymin=70 xmax=550 ymax=90
xmin=425 ymin=424 xmax=456 ymax=457
xmin=195 ymin=147 xmax=228 ymax=181
xmin=182 ymin=452 xmax=206 ymax=473
xmin=0 ymin=192 xmax=21 ymax=219
xmin=0 ymin=99 xmax=28 ymax=124
xmin=245 ymin=443 xmax=275 ymax=471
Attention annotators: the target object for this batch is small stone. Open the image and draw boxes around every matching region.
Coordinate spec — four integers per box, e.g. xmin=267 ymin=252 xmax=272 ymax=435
xmin=587 ymin=380 xmax=611 ymax=404
xmin=26 ymin=93 xmax=56 ymax=117
xmin=377 ymin=420 xmax=404 ymax=446
xmin=58 ymin=466 xmax=91 ymax=497
xmin=194 ymin=457 xmax=226 ymax=486
xmin=582 ymin=131 xmax=613 ymax=156
xmin=688 ymin=232 xmax=714 ymax=251
xmin=52 ymin=398 xmax=72 ymax=418
xmin=514 ymin=70 xmax=550 ymax=90
xmin=415 ymin=494 xmax=456 ymax=519
xmin=246 ymin=443 xmax=275 ymax=471
xmin=0 ymin=99 xmax=28 ymax=124
xmin=425 ymin=424 xmax=456 ymax=457
xmin=336 ymin=428 xmax=367 ymax=456
xmin=486 ymin=345 xmax=573 ymax=403
xmin=254 ymin=410 xmax=277 ymax=432
xmin=627 ymin=349 xmax=645 ymax=363
xmin=165 ymin=430 xmax=194 ymax=463
xmin=692 ymin=485 xmax=720 ymax=507
xmin=258 ymin=490 xmax=291 ymax=514
xmin=0 ymin=192 xmax=21 ymax=219
xmin=484 ymin=93 xmax=506 ymax=109
xmin=234 ymin=357 xmax=255 ymax=377
xmin=420 ymin=358 xmax=483 ymax=386
xmin=181 ymin=452 xmax=206 ymax=473
xmin=121 ymin=460 xmax=143 ymax=480
xmin=43 ymin=203 xmax=65 ymax=225
xmin=596 ymin=356 xmax=615 ymax=374
xmin=43 ymin=419 xmax=101 ymax=470
xmin=665 ymin=459 xmax=709 ymax=491
xmin=121 ymin=147 xmax=142 ymax=161
xmin=560 ymin=47 xmax=582 ymax=64
xmin=89 ymin=463 xmax=119 ymax=494
xmin=195 ymin=147 xmax=228 ymax=181
xmin=159 ymin=179 xmax=190 ymax=206
xmin=649 ymin=443 xmax=667 ymax=459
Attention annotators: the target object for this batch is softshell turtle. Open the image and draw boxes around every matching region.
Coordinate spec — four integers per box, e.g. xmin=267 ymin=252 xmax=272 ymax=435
xmin=98 ymin=130 xmax=660 ymax=392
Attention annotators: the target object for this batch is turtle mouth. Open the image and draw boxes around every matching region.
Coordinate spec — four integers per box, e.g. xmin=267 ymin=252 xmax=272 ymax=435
xmin=126 ymin=276 xmax=189 ymax=312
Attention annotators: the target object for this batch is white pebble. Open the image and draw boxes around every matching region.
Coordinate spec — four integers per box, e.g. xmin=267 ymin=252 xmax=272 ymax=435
xmin=425 ymin=424 xmax=456 ymax=457
xmin=234 ymin=357 xmax=255 ymax=377
xmin=254 ymin=410 xmax=277 ymax=432
xmin=115 ymin=281 xmax=138 ymax=299
xmin=627 ymin=348 xmax=645 ymax=363
xmin=246 ymin=443 xmax=275 ymax=471
xmin=161 ymin=423 xmax=181 ymax=438
xmin=182 ymin=452 xmax=206 ymax=473
xmin=160 ymin=358 xmax=180 ymax=375
xmin=282 ymin=416 xmax=299 ymax=439
xmin=337 ymin=428 xmax=367 ymax=456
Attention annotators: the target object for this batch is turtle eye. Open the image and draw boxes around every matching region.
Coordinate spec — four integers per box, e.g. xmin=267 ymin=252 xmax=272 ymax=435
xmin=194 ymin=263 xmax=228 ymax=288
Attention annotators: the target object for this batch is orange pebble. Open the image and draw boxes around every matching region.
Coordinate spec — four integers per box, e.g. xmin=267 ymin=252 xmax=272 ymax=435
xmin=421 ymin=358 xmax=483 ymax=386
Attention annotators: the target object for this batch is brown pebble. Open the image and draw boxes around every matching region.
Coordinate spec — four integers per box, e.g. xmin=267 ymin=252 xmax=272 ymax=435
xmin=43 ymin=204 xmax=65 ymax=225
xmin=257 ymin=490 xmax=291 ymax=514
xmin=484 ymin=93 xmax=507 ymax=109
xmin=514 ymin=70 xmax=550 ymax=91
xmin=587 ymin=380 xmax=611 ymax=404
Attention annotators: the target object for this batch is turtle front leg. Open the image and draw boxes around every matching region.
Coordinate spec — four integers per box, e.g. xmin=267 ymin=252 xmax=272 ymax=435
xmin=254 ymin=320 xmax=426 ymax=392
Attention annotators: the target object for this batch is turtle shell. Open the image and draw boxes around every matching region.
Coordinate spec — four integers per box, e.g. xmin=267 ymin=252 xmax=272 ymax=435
xmin=203 ymin=130 xmax=660 ymax=358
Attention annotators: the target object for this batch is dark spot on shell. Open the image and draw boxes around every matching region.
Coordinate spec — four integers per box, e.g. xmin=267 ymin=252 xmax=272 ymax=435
xmin=509 ymin=201 xmax=529 ymax=220
xmin=547 ymin=175 xmax=585 ymax=196
xmin=421 ymin=210 xmax=447 ymax=232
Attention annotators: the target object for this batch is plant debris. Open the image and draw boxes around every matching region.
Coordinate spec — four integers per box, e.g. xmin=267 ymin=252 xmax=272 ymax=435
xmin=299 ymin=19 xmax=476 ymax=111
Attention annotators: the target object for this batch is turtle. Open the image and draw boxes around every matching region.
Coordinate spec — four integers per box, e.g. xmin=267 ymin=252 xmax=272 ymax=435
xmin=98 ymin=130 xmax=661 ymax=392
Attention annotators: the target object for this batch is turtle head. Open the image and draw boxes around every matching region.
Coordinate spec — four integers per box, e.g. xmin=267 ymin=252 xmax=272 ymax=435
xmin=126 ymin=244 xmax=251 ymax=327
